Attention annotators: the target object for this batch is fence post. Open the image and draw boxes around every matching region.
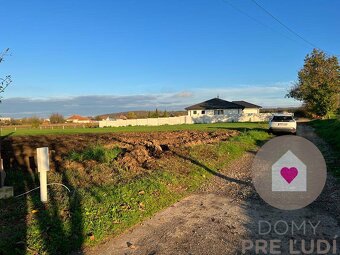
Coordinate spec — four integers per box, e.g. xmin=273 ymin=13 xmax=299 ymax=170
xmin=37 ymin=147 xmax=50 ymax=202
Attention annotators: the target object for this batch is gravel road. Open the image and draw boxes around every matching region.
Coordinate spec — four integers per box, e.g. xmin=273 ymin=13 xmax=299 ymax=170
xmin=78 ymin=123 xmax=340 ymax=255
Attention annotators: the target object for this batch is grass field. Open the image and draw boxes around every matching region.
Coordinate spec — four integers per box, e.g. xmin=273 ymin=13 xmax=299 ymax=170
xmin=309 ymin=119 xmax=340 ymax=177
xmin=0 ymin=122 xmax=268 ymax=136
xmin=0 ymin=128 xmax=271 ymax=255
xmin=309 ymin=119 xmax=340 ymax=152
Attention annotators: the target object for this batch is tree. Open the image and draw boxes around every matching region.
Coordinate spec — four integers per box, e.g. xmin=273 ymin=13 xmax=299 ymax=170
xmin=150 ymin=108 xmax=159 ymax=118
xmin=163 ymin=110 xmax=169 ymax=117
xmin=22 ymin=116 xmax=43 ymax=128
xmin=126 ymin=112 xmax=137 ymax=119
xmin=94 ymin=115 xmax=103 ymax=121
xmin=287 ymin=49 xmax=340 ymax=118
xmin=49 ymin=113 xmax=65 ymax=124
xmin=0 ymin=48 xmax=12 ymax=102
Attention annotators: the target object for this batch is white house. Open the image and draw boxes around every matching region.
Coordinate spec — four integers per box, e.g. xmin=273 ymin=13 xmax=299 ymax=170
xmin=99 ymin=98 xmax=268 ymax=127
xmin=0 ymin=117 xmax=11 ymax=122
xmin=185 ymin=98 xmax=261 ymax=117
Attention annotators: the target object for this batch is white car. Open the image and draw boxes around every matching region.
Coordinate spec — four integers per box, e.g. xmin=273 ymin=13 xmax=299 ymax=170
xmin=269 ymin=114 xmax=297 ymax=134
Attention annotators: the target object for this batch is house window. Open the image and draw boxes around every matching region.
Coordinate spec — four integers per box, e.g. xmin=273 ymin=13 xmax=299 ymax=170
xmin=201 ymin=110 xmax=205 ymax=114
xmin=193 ymin=110 xmax=197 ymax=114
xmin=214 ymin=110 xmax=224 ymax=115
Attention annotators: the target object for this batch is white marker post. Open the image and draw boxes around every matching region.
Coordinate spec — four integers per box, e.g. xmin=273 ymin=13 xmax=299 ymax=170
xmin=0 ymin=159 xmax=5 ymax=188
xmin=37 ymin=147 xmax=50 ymax=202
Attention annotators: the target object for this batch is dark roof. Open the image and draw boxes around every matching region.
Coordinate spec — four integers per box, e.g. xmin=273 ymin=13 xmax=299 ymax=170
xmin=185 ymin=98 xmax=244 ymax=110
xmin=232 ymin=101 xmax=262 ymax=108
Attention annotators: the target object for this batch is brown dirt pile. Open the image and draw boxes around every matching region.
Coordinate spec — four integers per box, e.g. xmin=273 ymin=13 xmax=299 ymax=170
xmin=1 ymin=130 xmax=238 ymax=172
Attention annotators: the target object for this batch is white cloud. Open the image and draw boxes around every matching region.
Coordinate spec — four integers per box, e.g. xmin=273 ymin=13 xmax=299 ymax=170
xmin=0 ymin=83 xmax=302 ymax=118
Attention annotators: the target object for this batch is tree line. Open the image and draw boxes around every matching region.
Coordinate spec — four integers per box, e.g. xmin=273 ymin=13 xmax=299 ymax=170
xmin=1 ymin=113 xmax=66 ymax=126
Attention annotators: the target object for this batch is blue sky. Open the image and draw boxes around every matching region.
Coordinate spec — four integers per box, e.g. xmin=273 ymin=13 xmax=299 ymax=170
xmin=0 ymin=0 xmax=339 ymax=117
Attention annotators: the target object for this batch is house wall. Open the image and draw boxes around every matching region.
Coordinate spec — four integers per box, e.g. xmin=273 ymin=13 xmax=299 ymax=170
xmin=0 ymin=117 xmax=11 ymax=122
xmin=67 ymin=119 xmax=91 ymax=124
xmin=242 ymin=108 xmax=260 ymax=114
xmin=188 ymin=109 xmax=241 ymax=116
xmin=191 ymin=113 xmax=272 ymax=123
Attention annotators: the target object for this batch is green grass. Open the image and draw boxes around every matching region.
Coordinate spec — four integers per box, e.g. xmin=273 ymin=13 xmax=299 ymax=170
xmin=68 ymin=145 xmax=122 ymax=163
xmin=0 ymin=129 xmax=271 ymax=255
xmin=309 ymin=119 xmax=340 ymax=152
xmin=309 ymin=119 xmax=340 ymax=177
xmin=0 ymin=122 xmax=267 ymax=136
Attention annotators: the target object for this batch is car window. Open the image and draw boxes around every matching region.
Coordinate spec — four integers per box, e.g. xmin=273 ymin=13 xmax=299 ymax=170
xmin=272 ymin=116 xmax=294 ymax=122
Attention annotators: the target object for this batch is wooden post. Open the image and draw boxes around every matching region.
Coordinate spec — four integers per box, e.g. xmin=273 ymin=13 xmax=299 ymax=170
xmin=37 ymin=147 xmax=50 ymax=202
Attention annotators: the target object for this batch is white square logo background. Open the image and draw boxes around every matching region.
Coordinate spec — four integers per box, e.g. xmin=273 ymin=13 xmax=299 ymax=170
xmin=272 ymin=150 xmax=307 ymax=192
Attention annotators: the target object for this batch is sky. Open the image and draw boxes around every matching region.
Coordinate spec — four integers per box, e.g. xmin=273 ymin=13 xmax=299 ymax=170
xmin=0 ymin=0 xmax=339 ymax=117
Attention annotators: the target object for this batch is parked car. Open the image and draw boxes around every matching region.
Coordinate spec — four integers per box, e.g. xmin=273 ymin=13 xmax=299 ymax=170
xmin=269 ymin=114 xmax=297 ymax=134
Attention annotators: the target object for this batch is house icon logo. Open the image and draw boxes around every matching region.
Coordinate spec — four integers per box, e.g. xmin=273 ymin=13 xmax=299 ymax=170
xmin=251 ymin=135 xmax=327 ymax=210
xmin=272 ymin=150 xmax=307 ymax=192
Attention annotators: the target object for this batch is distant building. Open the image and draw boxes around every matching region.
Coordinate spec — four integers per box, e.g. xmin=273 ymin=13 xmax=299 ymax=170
xmin=185 ymin=98 xmax=261 ymax=117
xmin=0 ymin=117 xmax=11 ymax=122
xmin=66 ymin=115 xmax=91 ymax=123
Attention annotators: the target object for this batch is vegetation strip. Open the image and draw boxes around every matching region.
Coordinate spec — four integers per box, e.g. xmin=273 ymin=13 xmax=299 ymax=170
xmin=309 ymin=119 xmax=340 ymax=177
xmin=0 ymin=122 xmax=267 ymax=136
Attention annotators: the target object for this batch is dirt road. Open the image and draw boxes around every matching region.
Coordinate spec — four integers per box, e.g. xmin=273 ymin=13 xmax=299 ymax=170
xmin=79 ymin=124 xmax=340 ymax=255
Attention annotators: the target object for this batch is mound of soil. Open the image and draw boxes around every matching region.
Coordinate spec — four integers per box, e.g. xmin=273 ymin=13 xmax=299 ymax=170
xmin=0 ymin=130 xmax=238 ymax=172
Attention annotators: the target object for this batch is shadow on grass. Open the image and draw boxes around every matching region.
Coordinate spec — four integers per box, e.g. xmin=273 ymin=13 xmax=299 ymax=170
xmin=170 ymin=149 xmax=251 ymax=186
xmin=0 ymin=139 xmax=84 ymax=255
xmin=0 ymin=132 xmax=15 ymax=140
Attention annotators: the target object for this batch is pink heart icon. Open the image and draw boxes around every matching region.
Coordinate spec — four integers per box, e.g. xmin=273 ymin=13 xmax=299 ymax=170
xmin=280 ymin=167 xmax=298 ymax=184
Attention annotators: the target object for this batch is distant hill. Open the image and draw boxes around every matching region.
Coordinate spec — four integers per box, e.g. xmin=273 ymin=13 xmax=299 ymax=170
xmin=96 ymin=110 xmax=187 ymax=120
